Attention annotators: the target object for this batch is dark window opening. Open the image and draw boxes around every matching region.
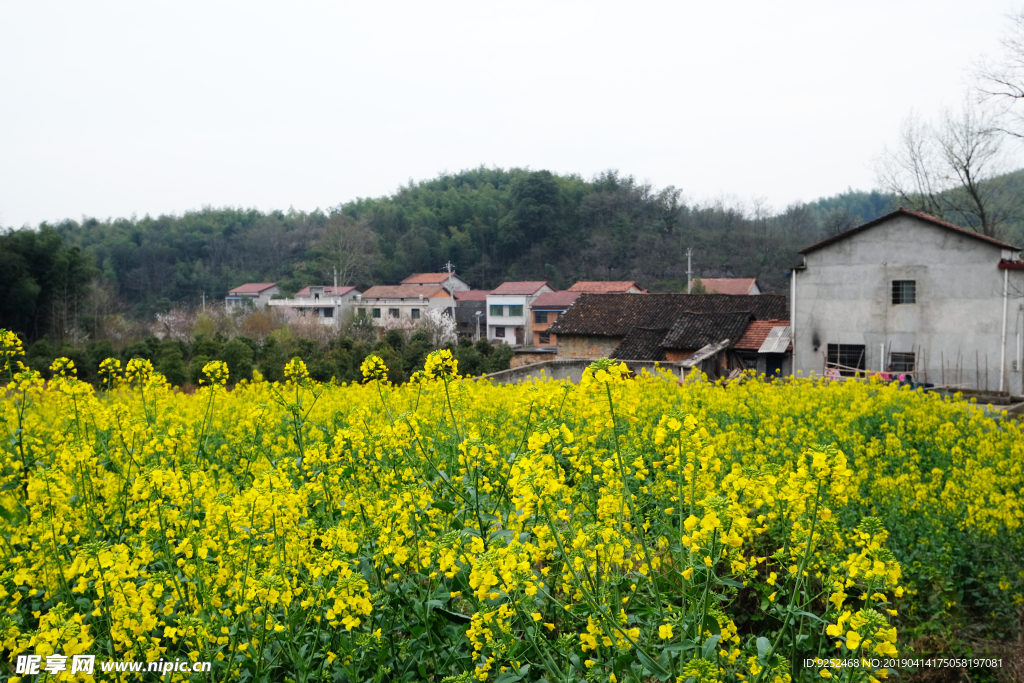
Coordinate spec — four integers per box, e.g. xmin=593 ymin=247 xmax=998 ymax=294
xmin=892 ymin=280 xmax=916 ymax=305
xmin=495 ymin=327 xmax=505 ymax=338
xmin=889 ymin=352 xmax=915 ymax=373
xmin=323 ymin=307 xmax=333 ymax=318
xmin=372 ymin=308 xmax=381 ymax=318
xmin=827 ymin=344 xmax=866 ymax=376
xmin=389 ymin=308 xmax=400 ymax=318
xmin=539 ymin=332 xmax=551 ymax=345
xmin=534 ymin=311 xmax=548 ymax=324
xmin=411 ymin=308 xmax=420 ymax=319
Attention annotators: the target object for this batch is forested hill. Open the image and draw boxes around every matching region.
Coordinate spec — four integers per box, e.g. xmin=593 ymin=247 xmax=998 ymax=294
xmin=19 ymin=167 xmax=908 ymax=322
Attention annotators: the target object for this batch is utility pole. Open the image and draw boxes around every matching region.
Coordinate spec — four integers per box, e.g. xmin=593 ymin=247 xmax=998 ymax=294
xmin=334 ymin=267 xmax=339 ymax=328
xmin=444 ymin=260 xmax=455 ymax=292
xmin=202 ymin=292 xmax=206 ymax=311
xmin=686 ymin=248 xmax=693 ymax=294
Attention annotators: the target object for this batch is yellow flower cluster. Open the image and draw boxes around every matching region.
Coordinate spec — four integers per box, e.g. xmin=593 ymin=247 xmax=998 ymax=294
xmin=1 ymin=344 xmax=1020 ymax=682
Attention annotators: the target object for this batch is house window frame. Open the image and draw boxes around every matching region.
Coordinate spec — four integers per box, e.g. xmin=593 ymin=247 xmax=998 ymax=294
xmin=494 ymin=326 xmax=506 ymax=338
xmin=892 ymin=280 xmax=916 ymax=305
xmin=539 ymin=331 xmax=551 ymax=345
xmin=534 ymin=311 xmax=548 ymax=324
xmin=889 ymin=351 xmax=915 ymax=373
xmin=388 ymin=308 xmax=400 ymax=318
xmin=826 ymin=343 xmax=867 ymax=376
xmin=372 ymin=308 xmax=381 ymax=318
xmin=323 ymin=307 xmax=334 ymax=318
xmin=490 ymin=304 xmax=503 ymax=317
xmin=411 ymin=308 xmax=420 ymax=319
xmin=508 ymin=304 xmax=524 ymax=317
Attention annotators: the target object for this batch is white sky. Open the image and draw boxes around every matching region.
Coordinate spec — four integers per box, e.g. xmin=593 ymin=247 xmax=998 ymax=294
xmin=0 ymin=1 xmax=1018 ymax=228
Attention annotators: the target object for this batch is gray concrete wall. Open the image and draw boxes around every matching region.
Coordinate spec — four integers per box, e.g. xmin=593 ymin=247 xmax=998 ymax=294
xmin=480 ymin=359 xmax=686 ymax=384
xmin=793 ymin=214 xmax=1024 ymax=393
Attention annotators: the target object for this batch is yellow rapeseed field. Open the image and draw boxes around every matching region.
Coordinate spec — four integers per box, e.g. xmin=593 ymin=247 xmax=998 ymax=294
xmin=1 ymin=329 xmax=1021 ymax=683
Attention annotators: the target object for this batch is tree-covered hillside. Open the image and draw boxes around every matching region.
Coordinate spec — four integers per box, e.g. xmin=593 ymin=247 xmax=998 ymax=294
xmin=7 ymin=165 xmax=1024 ymax=344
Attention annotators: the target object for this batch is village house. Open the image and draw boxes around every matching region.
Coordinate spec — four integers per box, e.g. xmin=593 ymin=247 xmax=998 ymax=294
xmin=225 ymin=283 xmax=279 ymax=309
xmin=733 ymin=319 xmax=792 ymax=377
xmin=453 ymin=290 xmax=489 ymax=340
xmin=568 ymin=281 xmax=645 ymax=294
xmin=401 ymin=272 xmax=471 ymax=292
xmin=356 ymin=284 xmax=456 ymax=325
xmin=486 ymin=281 xmax=554 ymax=346
xmin=268 ymin=285 xmax=362 ymax=325
xmin=530 ymin=291 xmax=580 ymax=347
xmin=791 ymin=208 xmax=1024 ymax=393
xmin=548 ymin=293 xmax=789 ymax=378
xmin=691 ymin=278 xmax=760 ymax=295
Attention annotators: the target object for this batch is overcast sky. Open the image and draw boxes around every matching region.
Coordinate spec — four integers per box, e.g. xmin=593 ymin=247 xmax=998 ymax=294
xmin=0 ymin=1 xmax=1019 ymax=228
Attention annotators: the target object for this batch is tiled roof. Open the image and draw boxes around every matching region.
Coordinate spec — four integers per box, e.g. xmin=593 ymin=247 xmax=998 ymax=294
xmin=568 ymin=281 xmax=642 ymax=293
xmin=548 ymin=293 xmax=788 ymax=337
xmin=229 ymin=283 xmax=276 ymax=294
xmin=799 ymin=208 xmax=1020 ymax=254
xmin=661 ymin=311 xmax=754 ymax=350
xmin=532 ymin=291 xmax=580 ymax=309
xmin=612 ymin=328 xmax=669 ymax=361
xmin=454 ymin=289 xmax=489 ymax=301
xmin=734 ymin=319 xmax=789 ymax=351
xmin=490 ymin=281 xmax=550 ymax=295
xmin=692 ymin=278 xmax=757 ymax=295
xmin=401 ymin=273 xmax=460 ymax=285
xmin=294 ymin=285 xmax=358 ymax=298
xmin=361 ymin=285 xmax=450 ymax=299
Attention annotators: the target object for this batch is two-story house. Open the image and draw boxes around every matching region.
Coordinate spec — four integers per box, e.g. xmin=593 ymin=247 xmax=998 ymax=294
xmin=791 ymin=208 xmax=1024 ymax=393
xmin=529 ymin=291 xmax=579 ymax=347
xmin=226 ymin=283 xmax=279 ymax=309
xmin=356 ymin=284 xmax=456 ymax=325
xmin=268 ymin=285 xmax=362 ymax=325
xmin=486 ymin=281 xmax=553 ymax=346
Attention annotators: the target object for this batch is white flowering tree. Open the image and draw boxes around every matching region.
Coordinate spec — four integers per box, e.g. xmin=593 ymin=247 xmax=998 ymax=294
xmin=417 ymin=308 xmax=457 ymax=347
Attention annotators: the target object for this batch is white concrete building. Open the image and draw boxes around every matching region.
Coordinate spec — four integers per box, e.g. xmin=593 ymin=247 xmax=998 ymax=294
xmin=268 ymin=285 xmax=362 ymax=326
xmin=226 ymin=283 xmax=279 ymax=309
xmin=791 ymin=209 xmax=1024 ymax=393
xmin=487 ymin=281 xmax=553 ymax=346
xmin=356 ymin=284 xmax=456 ymax=326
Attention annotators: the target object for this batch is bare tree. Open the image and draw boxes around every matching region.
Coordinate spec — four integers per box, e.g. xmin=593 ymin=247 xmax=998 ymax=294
xmin=314 ymin=213 xmax=379 ymax=286
xmin=875 ymin=103 xmax=1010 ymax=237
xmin=976 ymin=10 xmax=1024 ymax=138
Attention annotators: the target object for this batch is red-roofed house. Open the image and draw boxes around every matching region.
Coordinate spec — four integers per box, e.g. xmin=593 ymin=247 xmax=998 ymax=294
xmin=226 ymin=283 xmax=279 ymax=309
xmin=400 ymin=272 xmax=471 ymax=292
xmin=268 ymin=285 xmax=363 ymax=326
xmin=356 ymin=285 xmax=456 ymax=326
xmin=734 ymin=319 xmax=791 ymax=376
xmin=487 ymin=282 xmax=553 ymax=346
xmin=691 ymin=278 xmax=760 ymax=295
xmin=530 ymin=291 xmax=580 ymax=347
xmin=568 ymin=281 xmax=644 ymax=294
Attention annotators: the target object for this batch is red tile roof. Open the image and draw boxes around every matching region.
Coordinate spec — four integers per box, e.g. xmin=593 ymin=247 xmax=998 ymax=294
xmin=799 ymin=208 xmax=1020 ymax=255
xmin=490 ymin=281 xmax=550 ymax=295
xmin=735 ymin=319 xmax=789 ymax=351
xmin=401 ymin=273 xmax=458 ymax=285
xmin=361 ymin=285 xmax=450 ymax=299
xmin=294 ymin=285 xmax=358 ymax=297
xmin=568 ymin=281 xmax=642 ymax=293
xmin=454 ymin=289 xmax=489 ymax=301
xmin=229 ymin=283 xmax=276 ymax=294
xmin=693 ymin=278 xmax=757 ymax=295
xmin=532 ymin=291 xmax=580 ymax=309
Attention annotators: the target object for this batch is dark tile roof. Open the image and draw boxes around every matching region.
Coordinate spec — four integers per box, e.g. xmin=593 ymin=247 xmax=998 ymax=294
xmin=798 ymin=208 xmax=1020 ymax=255
xmin=611 ymin=328 xmax=669 ymax=361
xmin=661 ymin=311 xmax=753 ymax=350
xmin=548 ymin=293 xmax=788 ymax=337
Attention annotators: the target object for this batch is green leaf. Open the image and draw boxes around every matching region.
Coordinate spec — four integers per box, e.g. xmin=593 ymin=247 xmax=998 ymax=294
xmin=715 ymin=577 xmax=745 ymax=588
xmin=756 ymin=636 xmax=772 ymax=663
xmin=663 ymin=640 xmax=698 ymax=653
xmin=702 ymin=634 xmax=721 ymax=659
xmin=636 ymin=647 xmax=672 ymax=681
xmin=434 ymin=608 xmax=472 ymax=624
xmin=432 ymin=499 xmax=455 ymax=514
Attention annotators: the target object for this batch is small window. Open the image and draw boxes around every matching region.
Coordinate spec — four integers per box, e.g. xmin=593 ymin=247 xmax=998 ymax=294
xmin=827 ymin=344 xmax=866 ymax=376
xmin=534 ymin=311 xmax=548 ymax=324
xmin=509 ymin=305 xmax=524 ymax=317
xmin=892 ymin=280 xmax=916 ymax=304
xmin=372 ymin=308 xmax=381 ymax=318
xmin=411 ymin=308 xmax=420 ymax=319
xmin=539 ymin=331 xmax=551 ymax=345
xmin=495 ymin=327 xmax=505 ymax=338
xmin=490 ymin=305 xmax=503 ymax=317
xmin=323 ymin=307 xmax=333 ymax=318
xmin=357 ymin=308 xmax=367 ymax=317
xmin=890 ymin=352 xmax=915 ymax=373
xmin=389 ymin=308 xmax=400 ymax=318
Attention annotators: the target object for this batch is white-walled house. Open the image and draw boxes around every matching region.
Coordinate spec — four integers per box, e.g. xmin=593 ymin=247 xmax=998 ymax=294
xmin=356 ymin=284 xmax=456 ymax=326
xmin=486 ymin=281 xmax=554 ymax=346
xmin=226 ymin=283 xmax=279 ymax=309
xmin=791 ymin=208 xmax=1024 ymax=393
xmin=268 ymin=285 xmax=362 ymax=326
